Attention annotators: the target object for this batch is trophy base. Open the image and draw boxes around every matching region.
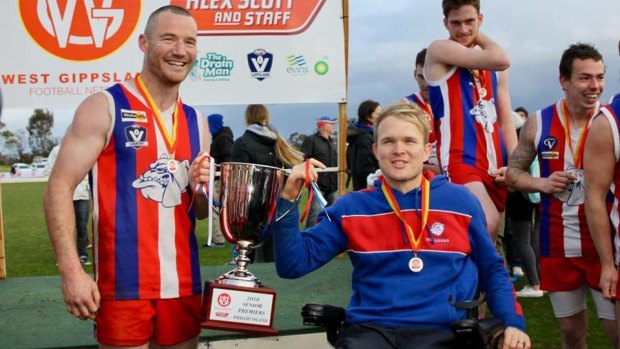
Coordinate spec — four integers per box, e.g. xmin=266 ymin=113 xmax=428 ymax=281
xmin=201 ymin=281 xmax=278 ymax=336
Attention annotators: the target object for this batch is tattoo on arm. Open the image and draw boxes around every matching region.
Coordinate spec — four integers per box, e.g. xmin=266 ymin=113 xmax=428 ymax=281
xmin=507 ymin=117 xmax=538 ymax=188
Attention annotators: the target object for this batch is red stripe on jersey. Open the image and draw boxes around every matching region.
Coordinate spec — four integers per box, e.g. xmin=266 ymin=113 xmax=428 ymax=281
xmin=173 ymin=109 xmax=194 ymax=296
xmin=447 ymin=71 xmax=466 ymax=166
xmin=96 ymin=136 xmax=118 ymax=295
xmin=341 ymin=211 xmax=472 ymax=254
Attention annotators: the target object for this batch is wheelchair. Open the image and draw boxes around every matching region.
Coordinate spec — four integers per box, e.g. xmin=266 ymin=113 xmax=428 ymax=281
xmin=301 ymin=298 xmax=505 ymax=349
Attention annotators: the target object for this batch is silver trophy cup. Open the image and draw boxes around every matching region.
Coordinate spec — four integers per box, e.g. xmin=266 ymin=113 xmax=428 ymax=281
xmin=217 ymin=162 xmax=284 ymax=288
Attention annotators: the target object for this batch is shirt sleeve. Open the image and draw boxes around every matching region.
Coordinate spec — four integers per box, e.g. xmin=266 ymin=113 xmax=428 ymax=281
xmin=467 ymin=194 xmax=526 ymax=330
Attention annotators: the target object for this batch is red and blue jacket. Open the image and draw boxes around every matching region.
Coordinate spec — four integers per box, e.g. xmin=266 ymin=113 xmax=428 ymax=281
xmin=273 ymin=174 xmax=524 ymax=331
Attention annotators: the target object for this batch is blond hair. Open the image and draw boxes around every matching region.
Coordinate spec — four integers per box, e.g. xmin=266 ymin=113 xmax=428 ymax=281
xmin=374 ymin=103 xmax=431 ymax=144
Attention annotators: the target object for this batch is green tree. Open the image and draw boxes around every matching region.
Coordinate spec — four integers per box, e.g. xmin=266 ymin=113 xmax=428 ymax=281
xmin=2 ymin=129 xmax=29 ymax=162
xmin=26 ymin=108 xmax=54 ymax=156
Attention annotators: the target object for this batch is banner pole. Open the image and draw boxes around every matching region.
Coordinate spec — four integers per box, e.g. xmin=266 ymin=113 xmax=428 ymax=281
xmin=0 ymin=182 xmax=6 ymax=279
xmin=338 ymin=0 xmax=349 ymax=196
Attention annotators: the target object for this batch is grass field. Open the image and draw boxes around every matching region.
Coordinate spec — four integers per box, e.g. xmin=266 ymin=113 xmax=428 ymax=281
xmin=0 ymin=181 xmax=613 ymax=348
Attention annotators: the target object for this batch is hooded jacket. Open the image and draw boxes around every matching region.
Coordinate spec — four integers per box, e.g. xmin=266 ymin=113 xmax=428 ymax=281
xmin=273 ymin=173 xmax=525 ymax=331
xmin=346 ymin=121 xmax=378 ymax=190
xmin=209 ymin=127 xmax=234 ymax=165
xmin=231 ymin=125 xmax=281 ymax=167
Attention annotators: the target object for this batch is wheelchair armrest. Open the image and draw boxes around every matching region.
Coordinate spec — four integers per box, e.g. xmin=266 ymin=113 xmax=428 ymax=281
xmin=451 ymin=317 xmax=505 ymax=349
xmin=302 ymin=303 xmax=346 ymax=347
xmin=301 ymin=303 xmax=345 ymax=327
xmin=478 ymin=318 xmax=504 ymax=339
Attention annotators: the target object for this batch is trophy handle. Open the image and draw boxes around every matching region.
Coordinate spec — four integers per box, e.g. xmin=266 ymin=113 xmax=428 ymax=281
xmin=220 ymin=198 xmax=237 ymax=243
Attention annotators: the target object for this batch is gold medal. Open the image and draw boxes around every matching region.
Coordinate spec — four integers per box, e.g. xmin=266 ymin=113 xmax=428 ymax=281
xmin=409 ymin=256 xmax=424 ymax=273
xmin=167 ymin=159 xmax=178 ymax=173
xmin=478 ymin=87 xmax=487 ymax=98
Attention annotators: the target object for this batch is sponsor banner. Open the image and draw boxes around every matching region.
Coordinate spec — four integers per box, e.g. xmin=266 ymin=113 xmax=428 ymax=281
xmin=176 ymin=0 xmax=327 ymax=36
xmin=1 ymin=0 xmax=346 ymax=109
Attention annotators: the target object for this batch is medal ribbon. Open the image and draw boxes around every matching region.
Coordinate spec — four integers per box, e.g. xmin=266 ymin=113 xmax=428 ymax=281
xmin=187 ymin=152 xmax=217 ymax=245
xmin=415 ymin=94 xmax=433 ymax=118
xmin=135 ymin=74 xmax=179 ymax=154
xmin=298 ymin=160 xmax=332 ymax=224
xmin=561 ymin=100 xmax=593 ymax=169
xmin=470 ymin=69 xmax=486 ymax=102
xmin=381 ymin=176 xmax=430 ymax=254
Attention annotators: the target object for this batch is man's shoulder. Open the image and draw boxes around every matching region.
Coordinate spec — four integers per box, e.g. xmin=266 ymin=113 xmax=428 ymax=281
xmin=431 ymin=178 xmax=480 ymax=212
xmin=301 ymin=133 xmax=318 ymax=147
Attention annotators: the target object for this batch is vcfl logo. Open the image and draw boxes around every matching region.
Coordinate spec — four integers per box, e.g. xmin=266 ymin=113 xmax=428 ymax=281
xmin=20 ymin=0 xmax=141 ymax=61
xmin=39 ymin=0 xmax=124 ymax=48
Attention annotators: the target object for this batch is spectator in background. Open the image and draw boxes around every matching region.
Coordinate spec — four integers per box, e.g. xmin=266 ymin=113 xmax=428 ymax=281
xmin=301 ymin=116 xmax=338 ymax=228
xmin=202 ymin=113 xmax=233 ymax=247
xmin=231 ymin=104 xmax=303 ymax=262
xmin=347 ymin=100 xmax=380 ymax=191
xmin=504 ymin=108 xmax=543 ymax=297
xmin=48 ymin=143 xmax=91 ymax=266
xmin=403 ymin=48 xmax=440 ymax=174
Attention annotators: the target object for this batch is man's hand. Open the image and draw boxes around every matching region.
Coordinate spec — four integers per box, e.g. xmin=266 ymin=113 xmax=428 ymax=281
xmin=539 ymin=171 xmax=577 ymax=194
xmin=60 ymin=269 xmax=100 ymax=320
xmin=491 ymin=167 xmax=508 ymax=187
xmin=599 ymin=264 xmax=618 ymax=299
xmin=501 ymin=327 xmax=531 ymax=349
xmin=281 ymin=159 xmax=325 ymax=201
xmin=190 ymin=153 xmax=212 ymax=190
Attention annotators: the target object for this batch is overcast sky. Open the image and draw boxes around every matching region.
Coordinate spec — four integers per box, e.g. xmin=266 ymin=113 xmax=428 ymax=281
xmin=2 ymin=0 xmax=619 ymax=142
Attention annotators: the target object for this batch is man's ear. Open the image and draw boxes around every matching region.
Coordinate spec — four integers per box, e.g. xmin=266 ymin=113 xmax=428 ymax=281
xmin=138 ymin=34 xmax=148 ymax=54
xmin=423 ymin=142 xmax=432 ymax=162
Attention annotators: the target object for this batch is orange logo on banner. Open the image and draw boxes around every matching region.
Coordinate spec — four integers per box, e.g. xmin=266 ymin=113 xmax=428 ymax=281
xmin=172 ymin=0 xmax=326 ymax=36
xmin=19 ymin=0 xmax=141 ymax=61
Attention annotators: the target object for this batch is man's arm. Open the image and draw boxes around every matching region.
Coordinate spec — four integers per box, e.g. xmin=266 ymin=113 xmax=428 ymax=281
xmin=506 ymin=115 xmax=576 ymax=193
xmin=466 ymin=190 xmax=530 ymax=346
xmin=496 ymin=71 xmax=517 ymax=155
xmin=43 ymin=92 xmax=110 ymax=320
xmin=189 ymin=113 xmax=211 ymax=220
xmin=426 ymin=32 xmax=510 ymax=81
xmin=506 ymin=115 xmax=539 ymax=191
xmin=584 ymin=113 xmax=617 ymax=299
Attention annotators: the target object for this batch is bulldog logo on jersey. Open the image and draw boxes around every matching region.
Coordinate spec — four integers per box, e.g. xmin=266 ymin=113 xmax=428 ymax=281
xmin=430 ymin=222 xmax=445 ymax=236
xmin=553 ymin=165 xmax=584 ymax=206
xmin=132 ymin=154 xmax=190 ymax=208
xmin=469 ymin=98 xmax=497 ymax=133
